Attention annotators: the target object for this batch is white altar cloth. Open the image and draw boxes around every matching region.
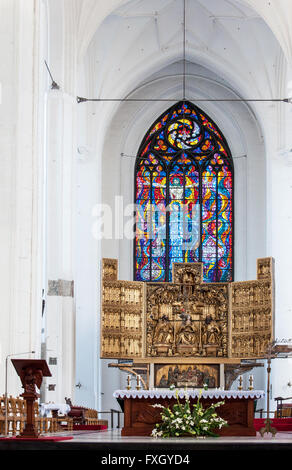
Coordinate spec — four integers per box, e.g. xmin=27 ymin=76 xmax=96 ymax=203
xmin=113 ymin=389 xmax=265 ymax=400
xmin=40 ymin=403 xmax=71 ymax=417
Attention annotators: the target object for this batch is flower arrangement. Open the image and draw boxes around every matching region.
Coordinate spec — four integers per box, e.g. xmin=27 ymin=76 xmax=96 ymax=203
xmin=151 ymin=388 xmax=228 ymax=438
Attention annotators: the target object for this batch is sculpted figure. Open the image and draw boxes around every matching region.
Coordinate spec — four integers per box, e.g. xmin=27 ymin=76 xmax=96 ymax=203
xmin=202 ymin=315 xmax=221 ymax=345
xmin=153 ymin=316 xmax=173 ymax=344
xmin=177 ymin=317 xmax=198 ymax=345
xmin=23 ymin=367 xmax=43 ymax=394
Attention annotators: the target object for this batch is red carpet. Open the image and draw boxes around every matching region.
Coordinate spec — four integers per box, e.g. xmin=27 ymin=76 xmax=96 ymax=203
xmin=254 ymin=418 xmax=292 ymax=432
xmin=0 ymin=436 xmax=73 ymax=441
xmin=73 ymin=424 xmax=107 ymax=431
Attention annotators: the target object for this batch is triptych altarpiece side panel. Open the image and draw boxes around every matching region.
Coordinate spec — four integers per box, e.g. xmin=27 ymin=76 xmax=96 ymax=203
xmin=100 ymin=257 xmax=274 ymax=361
xmin=230 ymin=257 xmax=274 ymax=358
xmin=101 ymin=269 xmax=145 ymax=359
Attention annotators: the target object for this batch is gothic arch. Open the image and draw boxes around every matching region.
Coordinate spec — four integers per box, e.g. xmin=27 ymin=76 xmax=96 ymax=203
xmin=134 ymin=100 xmax=233 ymax=283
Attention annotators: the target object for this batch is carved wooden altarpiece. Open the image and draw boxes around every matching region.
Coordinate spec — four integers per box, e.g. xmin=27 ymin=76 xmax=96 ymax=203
xmin=101 ymin=257 xmax=274 ymax=386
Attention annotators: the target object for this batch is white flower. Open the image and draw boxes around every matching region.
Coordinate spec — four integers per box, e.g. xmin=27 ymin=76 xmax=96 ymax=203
xmin=152 ymin=404 xmax=164 ymax=409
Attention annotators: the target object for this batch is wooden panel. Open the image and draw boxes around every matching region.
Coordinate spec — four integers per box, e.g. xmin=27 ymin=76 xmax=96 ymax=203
xmin=121 ymin=397 xmax=256 ymax=436
xmin=101 ymin=259 xmax=144 ymax=359
xmin=230 ymin=258 xmax=274 ymax=358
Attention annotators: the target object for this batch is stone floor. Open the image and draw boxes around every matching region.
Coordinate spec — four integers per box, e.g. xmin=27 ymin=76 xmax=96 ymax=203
xmin=0 ymin=430 xmax=292 ymax=458
xmin=65 ymin=428 xmax=292 ymax=444
xmin=1 ymin=428 xmax=292 ymax=451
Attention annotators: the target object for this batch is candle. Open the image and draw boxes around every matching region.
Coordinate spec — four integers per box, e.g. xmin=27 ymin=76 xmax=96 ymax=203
xmin=238 ymin=375 xmax=243 ymax=390
xmin=127 ymin=375 xmax=131 ymax=390
xmin=136 ymin=375 xmax=141 ymax=389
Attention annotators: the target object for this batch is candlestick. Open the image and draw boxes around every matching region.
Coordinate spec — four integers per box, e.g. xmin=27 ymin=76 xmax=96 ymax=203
xmin=136 ymin=374 xmax=141 ymax=390
xmin=248 ymin=375 xmax=254 ymax=390
xmin=238 ymin=375 xmax=243 ymax=391
xmin=127 ymin=375 xmax=131 ymax=390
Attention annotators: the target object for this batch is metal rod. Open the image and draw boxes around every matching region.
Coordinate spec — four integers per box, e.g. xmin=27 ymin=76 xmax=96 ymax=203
xmin=77 ymin=97 xmax=290 ymax=103
xmin=44 ymin=60 xmax=54 ymax=83
xmin=44 ymin=60 xmax=60 ymax=90
xmin=183 ymin=0 xmax=186 ymax=100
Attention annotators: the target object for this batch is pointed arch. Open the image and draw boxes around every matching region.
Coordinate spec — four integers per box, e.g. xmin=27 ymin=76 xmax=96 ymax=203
xmin=134 ymin=101 xmax=234 ymax=282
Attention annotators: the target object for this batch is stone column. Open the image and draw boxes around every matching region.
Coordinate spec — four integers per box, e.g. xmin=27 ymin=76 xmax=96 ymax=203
xmin=0 ymin=0 xmax=43 ymax=396
xmin=43 ymin=89 xmax=76 ymax=403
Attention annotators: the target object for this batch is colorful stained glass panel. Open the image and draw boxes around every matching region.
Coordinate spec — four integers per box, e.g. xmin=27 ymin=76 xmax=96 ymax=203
xmin=135 ymin=101 xmax=233 ymax=283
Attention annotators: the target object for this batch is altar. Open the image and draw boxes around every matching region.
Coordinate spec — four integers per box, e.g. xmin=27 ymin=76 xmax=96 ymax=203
xmin=114 ymin=389 xmax=265 ymax=437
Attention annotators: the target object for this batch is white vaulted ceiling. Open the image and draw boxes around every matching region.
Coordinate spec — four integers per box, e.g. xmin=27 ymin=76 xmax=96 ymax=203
xmin=79 ymin=0 xmax=284 ymax=103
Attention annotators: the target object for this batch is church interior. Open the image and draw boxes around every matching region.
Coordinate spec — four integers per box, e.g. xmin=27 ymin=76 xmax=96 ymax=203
xmin=1 ymin=0 xmax=292 ymax=454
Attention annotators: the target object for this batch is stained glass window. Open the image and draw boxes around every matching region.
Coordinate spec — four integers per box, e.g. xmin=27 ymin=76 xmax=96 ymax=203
xmin=134 ymin=101 xmax=233 ymax=283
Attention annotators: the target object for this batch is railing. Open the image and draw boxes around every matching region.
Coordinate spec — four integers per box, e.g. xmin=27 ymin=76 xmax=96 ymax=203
xmin=254 ymin=410 xmax=278 ymax=418
xmin=97 ymin=409 xmax=123 ymax=429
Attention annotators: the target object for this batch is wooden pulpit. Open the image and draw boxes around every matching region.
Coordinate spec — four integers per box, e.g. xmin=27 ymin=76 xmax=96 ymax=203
xmin=12 ymin=359 xmax=51 ymax=438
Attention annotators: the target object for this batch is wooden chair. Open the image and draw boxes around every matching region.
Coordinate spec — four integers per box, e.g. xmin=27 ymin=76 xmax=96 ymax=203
xmin=0 ymin=399 xmax=5 ymax=435
xmin=84 ymin=408 xmax=108 ymax=427
xmin=0 ymin=395 xmax=17 ymax=435
xmin=54 ymin=412 xmax=73 ymax=432
xmin=0 ymin=396 xmax=58 ymax=435
xmin=6 ymin=396 xmax=18 ymax=435
xmin=274 ymin=396 xmax=292 ymax=418
xmin=14 ymin=397 xmax=26 ymax=434
xmin=65 ymin=398 xmax=108 ymax=429
xmin=34 ymin=402 xmax=57 ymax=433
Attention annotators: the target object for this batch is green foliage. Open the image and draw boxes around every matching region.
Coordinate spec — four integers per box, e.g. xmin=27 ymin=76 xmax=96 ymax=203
xmin=151 ymin=390 xmax=228 ymax=438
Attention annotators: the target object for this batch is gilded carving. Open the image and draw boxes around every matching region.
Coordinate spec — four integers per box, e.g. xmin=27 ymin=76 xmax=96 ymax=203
xmin=145 ymin=280 xmax=229 ymax=358
xmin=101 ymin=261 xmax=144 ymax=358
xmin=257 ymin=257 xmax=274 ymax=281
xmin=100 ymin=258 xmax=274 ymax=361
xmin=230 ymin=275 xmax=274 ymax=358
xmin=172 ymin=262 xmax=203 ymax=285
xmin=102 ymin=258 xmax=118 ymax=281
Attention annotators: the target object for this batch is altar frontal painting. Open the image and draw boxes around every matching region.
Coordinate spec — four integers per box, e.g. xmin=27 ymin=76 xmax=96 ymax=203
xmin=154 ymin=364 xmax=219 ymax=388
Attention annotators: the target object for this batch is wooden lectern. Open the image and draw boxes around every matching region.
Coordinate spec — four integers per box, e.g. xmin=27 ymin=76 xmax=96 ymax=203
xmin=11 ymin=359 xmax=51 ymax=438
